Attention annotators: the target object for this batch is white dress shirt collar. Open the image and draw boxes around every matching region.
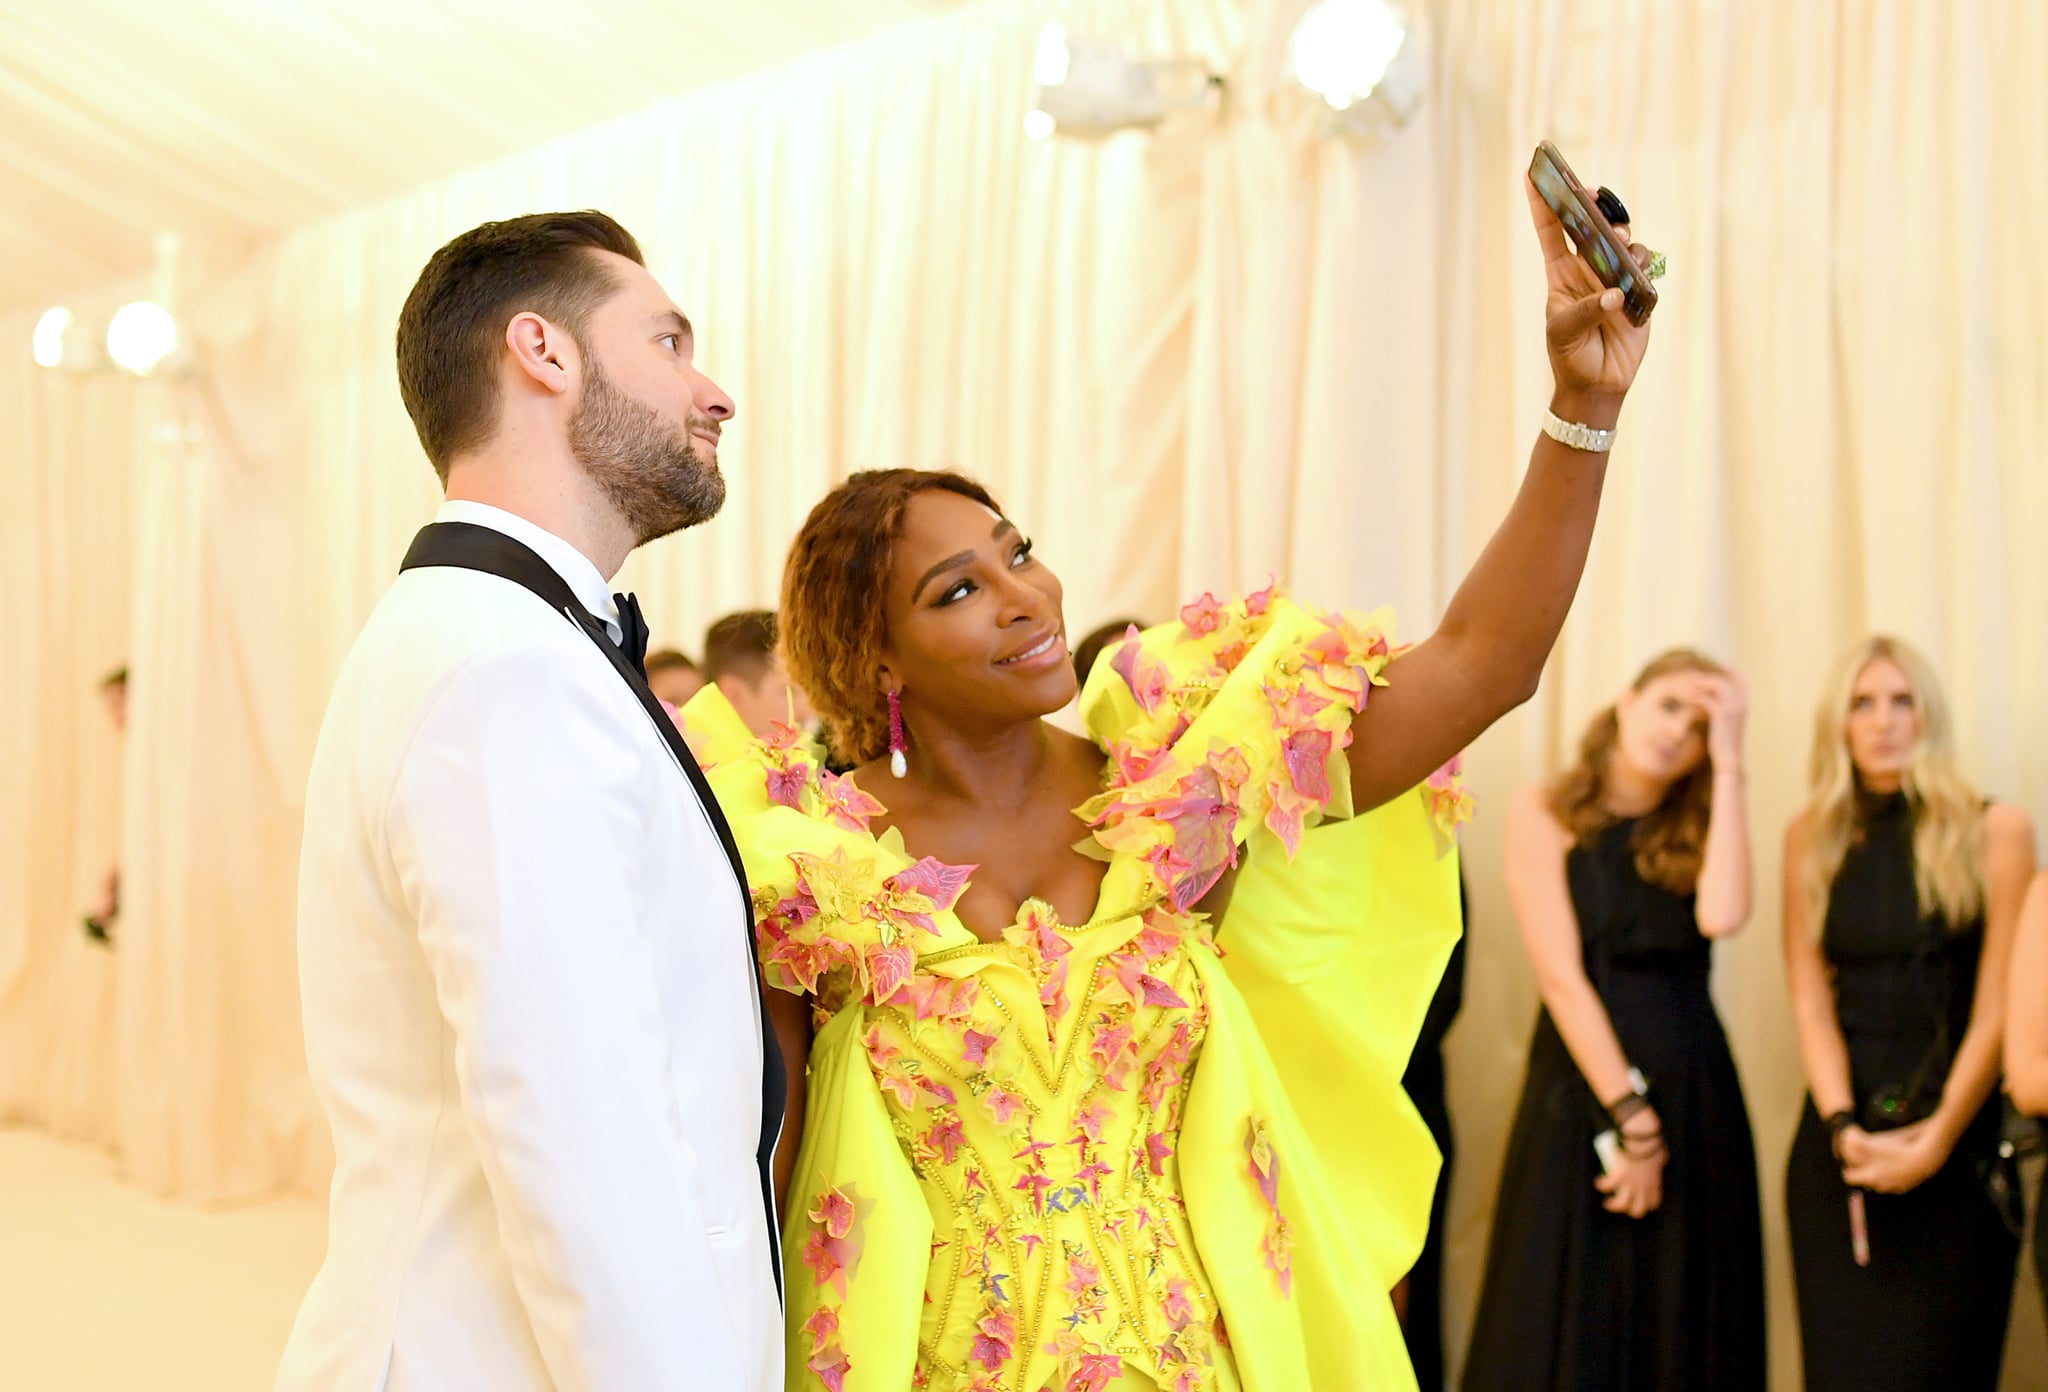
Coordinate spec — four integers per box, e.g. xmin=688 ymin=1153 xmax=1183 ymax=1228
xmin=435 ymin=500 xmax=623 ymax=641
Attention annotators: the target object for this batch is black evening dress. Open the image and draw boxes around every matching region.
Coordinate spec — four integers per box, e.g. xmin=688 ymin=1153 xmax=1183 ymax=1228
xmin=1400 ymin=926 xmax=1464 ymax=1392
xmin=1784 ymin=789 xmax=2019 ymax=1391
xmin=1463 ymin=818 xmax=1766 ymax=1390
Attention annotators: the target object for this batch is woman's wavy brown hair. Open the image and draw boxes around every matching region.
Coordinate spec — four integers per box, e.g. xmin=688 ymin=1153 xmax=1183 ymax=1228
xmin=1547 ymin=648 xmax=1726 ymax=894
xmin=779 ymin=468 xmax=1002 ymax=766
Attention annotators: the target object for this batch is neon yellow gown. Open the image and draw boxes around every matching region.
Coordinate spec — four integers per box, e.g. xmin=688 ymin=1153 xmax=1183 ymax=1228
xmin=683 ymin=588 xmax=1467 ymax=1392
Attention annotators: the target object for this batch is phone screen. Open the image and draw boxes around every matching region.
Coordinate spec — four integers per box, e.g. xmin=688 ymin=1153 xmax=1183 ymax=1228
xmin=1529 ymin=144 xmax=1654 ymax=324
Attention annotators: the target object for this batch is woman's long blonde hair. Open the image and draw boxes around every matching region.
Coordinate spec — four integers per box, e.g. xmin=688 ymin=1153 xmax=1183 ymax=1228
xmin=1547 ymin=648 xmax=1725 ymax=895
xmin=1797 ymin=636 xmax=1985 ymax=934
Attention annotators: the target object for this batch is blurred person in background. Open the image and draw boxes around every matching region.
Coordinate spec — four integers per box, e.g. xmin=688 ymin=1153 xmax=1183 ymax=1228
xmin=1069 ymin=615 xmax=1144 ymax=690
xmin=82 ymin=665 xmax=128 ymax=946
xmin=1465 ymin=649 xmax=1763 ymax=1391
xmin=645 ymin=646 xmax=704 ymax=712
xmin=704 ymin=608 xmax=813 ymax=738
xmin=1782 ymin=636 xmax=2035 ymax=1392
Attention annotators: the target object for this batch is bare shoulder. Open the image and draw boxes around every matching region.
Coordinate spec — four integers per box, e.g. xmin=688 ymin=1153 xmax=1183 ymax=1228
xmin=1984 ymin=800 xmax=2036 ymax=848
xmin=1783 ymin=807 xmax=1813 ymax=857
xmin=1507 ymin=782 xmax=1568 ymax=845
xmin=1984 ymin=803 xmax=2038 ymax=892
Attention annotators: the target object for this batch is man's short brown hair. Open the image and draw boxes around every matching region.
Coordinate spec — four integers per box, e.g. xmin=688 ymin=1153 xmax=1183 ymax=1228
xmin=644 ymin=648 xmax=698 ymax=679
xmin=703 ymin=610 xmax=780 ymax=685
xmin=396 ymin=211 xmax=644 ymax=480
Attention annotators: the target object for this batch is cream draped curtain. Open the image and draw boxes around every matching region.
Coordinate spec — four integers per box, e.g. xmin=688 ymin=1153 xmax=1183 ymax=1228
xmin=4 ymin=1 xmax=2043 ymax=1386
xmin=0 ymin=350 xmax=146 ymax=1150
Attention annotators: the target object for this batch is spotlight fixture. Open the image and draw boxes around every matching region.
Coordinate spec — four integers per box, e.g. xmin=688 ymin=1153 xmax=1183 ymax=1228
xmin=32 ymin=307 xmax=73 ymax=367
xmin=29 ymin=304 xmax=116 ymax=373
xmin=34 ymin=233 xmax=192 ymax=378
xmin=1026 ymin=23 xmax=1222 ymax=140
xmin=105 ymin=301 xmax=180 ymax=376
xmin=1284 ymin=0 xmax=1424 ymax=137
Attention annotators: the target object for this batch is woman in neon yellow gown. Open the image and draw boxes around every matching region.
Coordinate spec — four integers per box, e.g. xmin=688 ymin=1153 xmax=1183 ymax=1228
xmin=685 ymin=181 xmax=1658 ymax=1392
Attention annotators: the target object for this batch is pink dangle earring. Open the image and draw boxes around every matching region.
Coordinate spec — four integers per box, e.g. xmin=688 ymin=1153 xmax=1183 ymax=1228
xmin=887 ymin=689 xmax=908 ymax=779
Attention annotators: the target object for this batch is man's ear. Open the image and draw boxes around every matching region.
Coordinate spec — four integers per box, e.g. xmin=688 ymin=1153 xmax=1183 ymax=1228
xmin=505 ymin=312 xmax=574 ymax=396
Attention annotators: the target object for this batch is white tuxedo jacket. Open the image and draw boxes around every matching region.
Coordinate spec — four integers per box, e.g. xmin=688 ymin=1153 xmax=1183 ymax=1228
xmin=278 ymin=502 xmax=782 ymax=1392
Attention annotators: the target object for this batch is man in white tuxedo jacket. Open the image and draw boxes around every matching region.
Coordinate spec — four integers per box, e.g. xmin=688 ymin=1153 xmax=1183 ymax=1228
xmin=278 ymin=212 xmax=783 ymax=1392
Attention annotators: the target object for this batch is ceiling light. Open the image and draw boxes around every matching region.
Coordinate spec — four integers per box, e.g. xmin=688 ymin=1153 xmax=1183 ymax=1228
xmin=1033 ymin=23 xmax=1073 ymax=88
xmin=32 ymin=307 xmax=72 ymax=368
xmin=1027 ymin=23 xmax=1221 ymax=140
xmin=106 ymin=301 xmax=179 ymax=376
xmin=1284 ymin=0 xmax=1424 ymax=137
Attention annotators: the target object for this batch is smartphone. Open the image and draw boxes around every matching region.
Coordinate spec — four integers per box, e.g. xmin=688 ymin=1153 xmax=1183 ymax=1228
xmin=1528 ymin=141 xmax=1657 ymax=325
xmin=1593 ymin=1128 xmax=1621 ymax=1176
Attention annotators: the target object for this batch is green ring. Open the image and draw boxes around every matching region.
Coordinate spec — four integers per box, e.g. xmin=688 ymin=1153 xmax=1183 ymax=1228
xmin=1645 ymin=251 xmax=1669 ymax=282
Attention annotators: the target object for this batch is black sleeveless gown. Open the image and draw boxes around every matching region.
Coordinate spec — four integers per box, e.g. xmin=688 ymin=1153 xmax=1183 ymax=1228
xmin=1784 ymin=790 xmax=2018 ymax=1391
xmin=1463 ymin=818 xmax=1766 ymax=1390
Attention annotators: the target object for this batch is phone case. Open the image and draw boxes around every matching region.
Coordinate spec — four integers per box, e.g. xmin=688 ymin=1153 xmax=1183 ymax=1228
xmin=1528 ymin=141 xmax=1657 ymax=325
xmin=1594 ymin=1128 xmax=1621 ymax=1176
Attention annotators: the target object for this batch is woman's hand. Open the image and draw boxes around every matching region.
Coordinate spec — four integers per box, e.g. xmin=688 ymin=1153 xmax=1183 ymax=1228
xmin=1688 ymin=671 xmax=1748 ymax=770
xmin=1839 ymin=1121 xmax=1951 ymax=1194
xmin=1594 ymin=1110 xmax=1666 ymax=1218
xmin=1527 ymin=177 xmax=1658 ymax=411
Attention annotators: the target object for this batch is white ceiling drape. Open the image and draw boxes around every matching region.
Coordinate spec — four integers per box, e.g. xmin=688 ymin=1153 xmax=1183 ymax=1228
xmin=0 ymin=0 xmax=976 ymax=312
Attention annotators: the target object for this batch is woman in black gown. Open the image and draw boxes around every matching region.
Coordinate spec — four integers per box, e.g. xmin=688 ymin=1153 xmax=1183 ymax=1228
xmin=1465 ymin=649 xmax=1764 ymax=1390
xmin=1783 ymin=636 xmax=2036 ymax=1392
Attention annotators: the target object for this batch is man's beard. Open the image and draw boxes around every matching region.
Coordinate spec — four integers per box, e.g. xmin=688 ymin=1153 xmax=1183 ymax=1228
xmin=568 ymin=358 xmax=725 ymax=545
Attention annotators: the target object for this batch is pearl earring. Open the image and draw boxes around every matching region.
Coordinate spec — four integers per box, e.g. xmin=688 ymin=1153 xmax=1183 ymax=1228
xmin=887 ymin=689 xmax=908 ymax=779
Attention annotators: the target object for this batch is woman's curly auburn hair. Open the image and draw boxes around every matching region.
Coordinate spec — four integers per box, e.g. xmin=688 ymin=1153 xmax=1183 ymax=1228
xmin=779 ymin=469 xmax=1002 ymax=766
xmin=1547 ymin=647 xmax=1726 ymax=895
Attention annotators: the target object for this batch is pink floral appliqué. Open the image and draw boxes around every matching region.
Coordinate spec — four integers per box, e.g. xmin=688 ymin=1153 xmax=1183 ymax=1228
xmin=961 ymin=1028 xmax=999 ymax=1066
xmin=1109 ymin=627 xmax=1171 ymax=714
xmin=1244 ymin=1119 xmax=1291 ymax=1297
xmin=924 ymin=1111 xmax=968 ymax=1165
xmin=906 ymin=973 xmax=979 ymax=1022
xmin=885 ymin=856 xmax=975 ymax=936
xmin=765 ymin=758 xmax=812 ymax=811
xmin=1425 ymin=754 xmax=1476 ymax=836
xmin=1091 ymin=1019 xmax=1138 ymax=1092
xmin=970 ymin=1303 xmax=1018 ymax=1371
xmin=802 ymin=1184 xmax=863 ymax=1302
xmin=1041 ymin=1331 xmax=1124 ymax=1392
xmin=816 ymin=768 xmax=887 ymax=832
xmin=983 ymin=1083 xmax=1027 ymax=1126
xmin=1179 ymin=592 xmax=1224 ymax=637
xmin=801 ymin=1306 xmax=851 ymax=1392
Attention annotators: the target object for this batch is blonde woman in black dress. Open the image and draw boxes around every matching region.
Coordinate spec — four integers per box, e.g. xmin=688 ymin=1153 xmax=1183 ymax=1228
xmin=1783 ymin=636 xmax=2036 ymax=1391
xmin=1465 ymin=648 xmax=1763 ymax=1390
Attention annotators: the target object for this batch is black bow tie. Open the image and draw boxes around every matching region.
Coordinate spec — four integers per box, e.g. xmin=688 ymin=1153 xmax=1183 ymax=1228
xmin=613 ymin=592 xmax=650 ymax=676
